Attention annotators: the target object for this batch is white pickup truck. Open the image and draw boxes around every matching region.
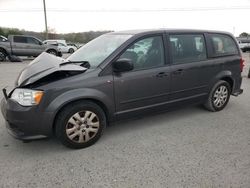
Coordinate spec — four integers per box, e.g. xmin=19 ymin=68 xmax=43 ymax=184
xmin=0 ymin=35 xmax=62 ymax=61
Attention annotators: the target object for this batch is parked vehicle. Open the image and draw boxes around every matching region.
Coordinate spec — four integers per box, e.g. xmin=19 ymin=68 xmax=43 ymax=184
xmin=44 ymin=40 xmax=77 ymax=53
xmin=67 ymin=43 xmax=77 ymax=48
xmin=67 ymin=43 xmax=79 ymax=51
xmin=0 ymin=35 xmax=62 ymax=61
xmin=1 ymin=29 xmax=243 ymax=149
xmin=44 ymin=39 xmax=67 ymax=45
xmin=237 ymin=38 xmax=250 ymax=52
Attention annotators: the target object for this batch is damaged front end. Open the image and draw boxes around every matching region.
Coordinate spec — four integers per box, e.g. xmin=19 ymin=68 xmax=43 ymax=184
xmin=1 ymin=52 xmax=89 ymax=139
xmin=3 ymin=52 xmax=88 ymax=100
xmin=16 ymin=52 xmax=87 ymax=88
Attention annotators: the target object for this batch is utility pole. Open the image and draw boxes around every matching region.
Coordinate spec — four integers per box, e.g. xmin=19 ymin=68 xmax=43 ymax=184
xmin=43 ymin=0 xmax=48 ymax=39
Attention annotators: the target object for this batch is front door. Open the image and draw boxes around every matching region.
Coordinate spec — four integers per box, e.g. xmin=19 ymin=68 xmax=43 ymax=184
xmin=113 ymin=35 xmax=171 ymax=115
xmin=27 ymin=37 xmax=45 ymax=56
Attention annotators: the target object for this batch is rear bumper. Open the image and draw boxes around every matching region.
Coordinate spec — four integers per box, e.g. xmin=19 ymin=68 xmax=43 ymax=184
xmin=231 ymin=76 xmax=243 ymax=96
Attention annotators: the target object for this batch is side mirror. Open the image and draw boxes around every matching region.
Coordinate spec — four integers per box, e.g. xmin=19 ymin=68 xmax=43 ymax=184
xmin=113 ymin=58 xmax=134 ymax=73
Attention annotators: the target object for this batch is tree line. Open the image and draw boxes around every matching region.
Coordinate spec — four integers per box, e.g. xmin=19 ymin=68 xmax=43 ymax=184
xmin=239 ymin=32 xmax=250 ymax=37
xmin=0 ymin=27 xmax=112 ymax=44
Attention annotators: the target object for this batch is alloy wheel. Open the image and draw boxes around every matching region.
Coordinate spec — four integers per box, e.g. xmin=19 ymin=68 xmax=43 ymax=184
xmin=213 ymin=85 xmax=228 ymax=108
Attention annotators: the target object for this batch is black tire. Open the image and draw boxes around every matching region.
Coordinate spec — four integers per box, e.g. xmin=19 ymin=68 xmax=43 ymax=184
xmin=0 ymin=48 xmax=7 ymax=62
xmin=46 ymin=49 xmax=57 ymax=56
xmin=204 ymin=80 xmax=231 ymax=112
xmin=69 ymin=48 xmax=74 ymax=54
xmin=248 ymin=68 xmax=250 ymax=78
xmin=55 ymin=101 xmax=106 ymax=149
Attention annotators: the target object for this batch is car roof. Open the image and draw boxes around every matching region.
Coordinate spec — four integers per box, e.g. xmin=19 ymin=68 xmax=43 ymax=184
xmin=109 ymin=28 xmax=233 ymax=36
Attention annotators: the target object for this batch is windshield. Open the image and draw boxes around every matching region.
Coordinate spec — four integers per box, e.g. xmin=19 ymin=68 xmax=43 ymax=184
xmin=67 ymin=34 xmax=132 ymax=68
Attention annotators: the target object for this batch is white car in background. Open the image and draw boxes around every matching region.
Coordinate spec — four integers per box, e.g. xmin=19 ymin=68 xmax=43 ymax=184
xmin=43 ymin=40 xmax=77 ymax=53
xmin=237 ymin=38 xmax=250 ymax=52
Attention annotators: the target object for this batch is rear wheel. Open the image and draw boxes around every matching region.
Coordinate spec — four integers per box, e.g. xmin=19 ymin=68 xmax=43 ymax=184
xmin=55 ymin=101 xmax=106 ymax=149
xmin=0 ymin=49 xmax=7 ymax=62
xmin=204 ymin=80 xmax=231 ymax=112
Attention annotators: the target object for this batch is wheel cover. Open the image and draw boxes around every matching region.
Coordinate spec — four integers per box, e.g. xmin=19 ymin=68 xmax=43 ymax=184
xmin=213 ymin=85 xmax=228 ymax=108
xmin=66 ymin=110 xmax=100 ymax=143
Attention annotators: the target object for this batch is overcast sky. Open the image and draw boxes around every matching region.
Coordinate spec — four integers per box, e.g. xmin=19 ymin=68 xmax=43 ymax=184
xmin=0 ymin=0 xmax=250 ymax=36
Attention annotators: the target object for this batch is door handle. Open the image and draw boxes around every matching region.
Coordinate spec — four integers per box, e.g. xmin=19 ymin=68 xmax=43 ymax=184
xmin=172 ymin=69 xmax=183 ymax=75
xmin=155 ymin=72 xmax=168 ymax=78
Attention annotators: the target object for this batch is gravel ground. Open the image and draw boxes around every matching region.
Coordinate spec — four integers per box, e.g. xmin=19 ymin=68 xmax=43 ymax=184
xmin=0 ymin=53 xmax=249 ymax=188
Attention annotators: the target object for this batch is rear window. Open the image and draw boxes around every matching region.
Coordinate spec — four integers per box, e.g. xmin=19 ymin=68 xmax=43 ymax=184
xmin=13 ymin=36 xmax=27 ymax=43
xmin=169 ymin=34 xmax=207 ymax=64
xmin=209 ymin=34 xmax=238 ymax=56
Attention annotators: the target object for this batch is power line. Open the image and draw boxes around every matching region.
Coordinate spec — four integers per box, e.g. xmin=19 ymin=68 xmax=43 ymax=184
xmin=1 ymin=6 xmax=250 ymax=12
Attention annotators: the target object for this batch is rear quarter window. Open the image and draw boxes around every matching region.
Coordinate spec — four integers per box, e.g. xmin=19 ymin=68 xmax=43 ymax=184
xmin=209 ymin=34 xmax=238 ymax=56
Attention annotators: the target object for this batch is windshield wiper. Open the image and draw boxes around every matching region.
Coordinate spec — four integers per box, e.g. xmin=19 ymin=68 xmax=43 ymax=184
xmin=60 ymin=60 xmax=90 ymax=69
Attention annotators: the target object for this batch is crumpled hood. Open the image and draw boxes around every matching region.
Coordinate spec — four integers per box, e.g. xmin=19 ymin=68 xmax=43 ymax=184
xmin=17 ymin=52 xmax=87 ymax=87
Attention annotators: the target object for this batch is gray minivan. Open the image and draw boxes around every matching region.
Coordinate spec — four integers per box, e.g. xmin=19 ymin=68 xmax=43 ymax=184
xmin=1 ymin=29 xmax=244 ymax=149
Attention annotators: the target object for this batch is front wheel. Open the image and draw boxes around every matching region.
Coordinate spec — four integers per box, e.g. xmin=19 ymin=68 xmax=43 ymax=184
xmin=55 ymin=101 xmax=106 ymax=149
xmin=204 ymin=80 xmax=231 ymax=112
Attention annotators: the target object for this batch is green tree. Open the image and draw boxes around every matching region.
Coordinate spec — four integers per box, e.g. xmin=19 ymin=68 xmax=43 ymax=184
xmin=0 ymin=27 xmax=5 ymax=36
xmin=239 ymin=32 xmax=249 ymax=37
xmin=7 ymin=28 xmax=23 ymax=35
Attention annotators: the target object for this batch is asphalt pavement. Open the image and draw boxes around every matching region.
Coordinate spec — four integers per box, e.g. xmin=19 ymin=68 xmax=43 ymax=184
xmin=0 ymin=53 xmax=249 ymax=187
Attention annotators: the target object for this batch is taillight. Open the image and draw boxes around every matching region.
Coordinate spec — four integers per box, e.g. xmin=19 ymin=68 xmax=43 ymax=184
xmin=240 ymin=57 xmax=244 ymax=72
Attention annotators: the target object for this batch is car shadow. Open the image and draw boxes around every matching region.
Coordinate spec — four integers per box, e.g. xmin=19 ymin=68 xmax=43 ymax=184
xmin=102 ymin=105 xmax=208 ymax=140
